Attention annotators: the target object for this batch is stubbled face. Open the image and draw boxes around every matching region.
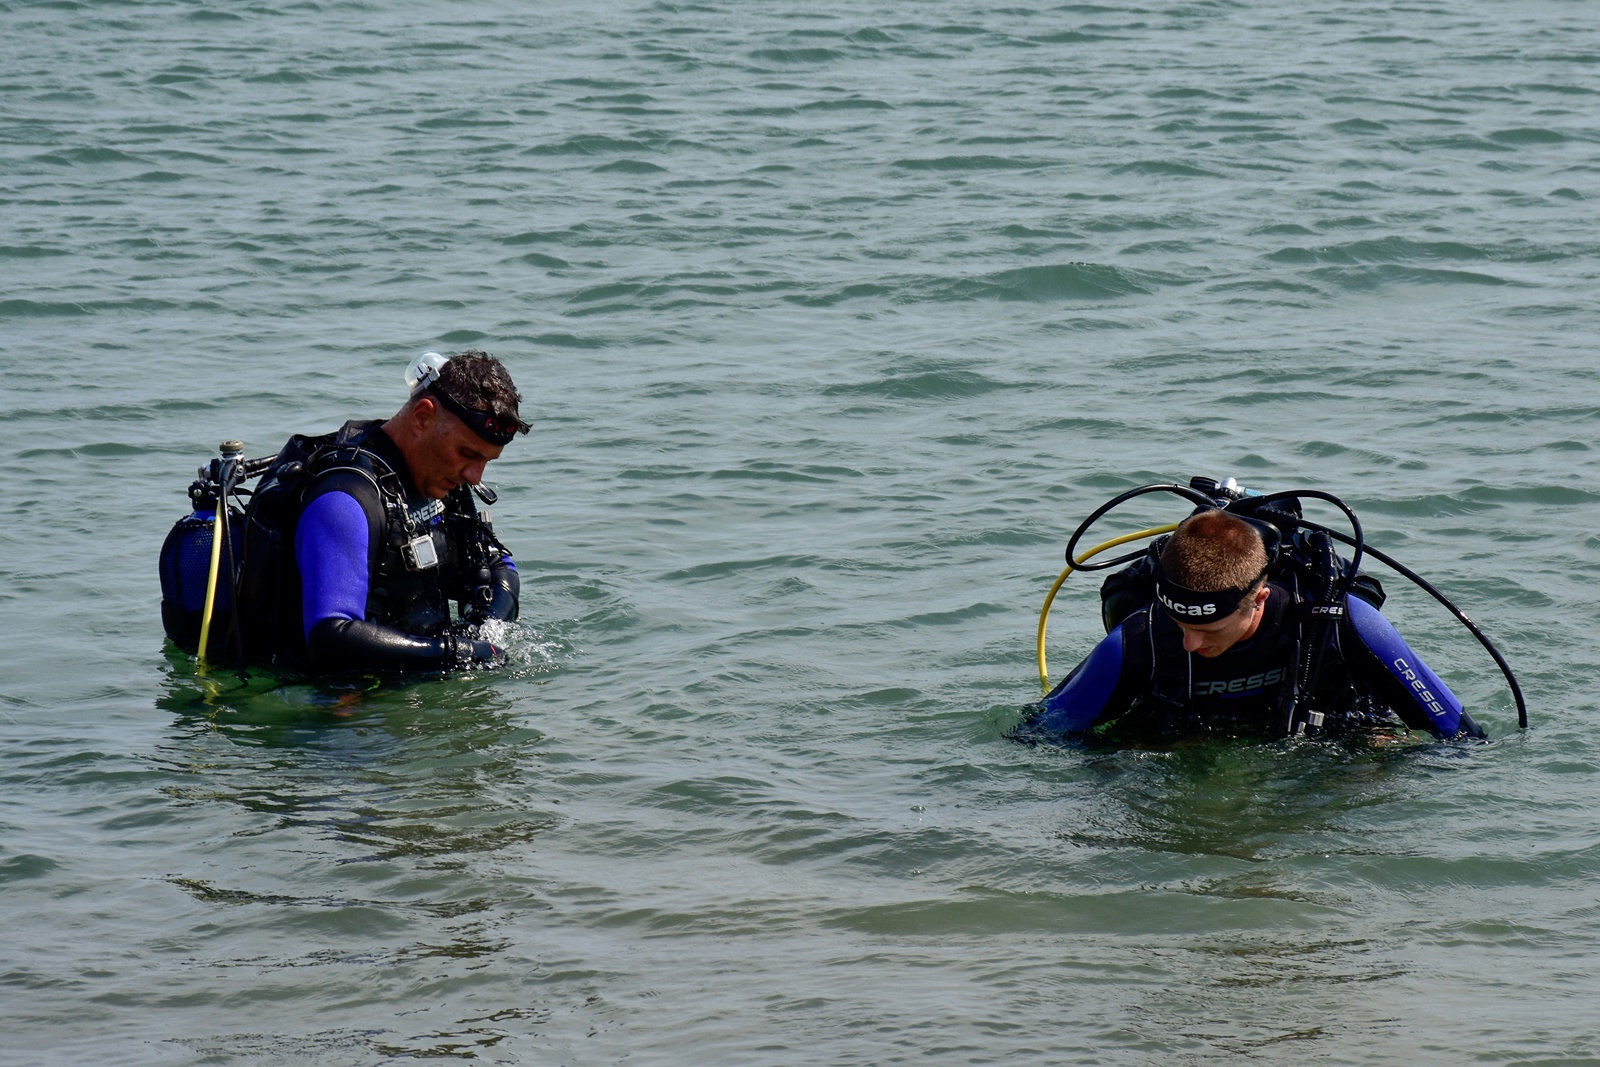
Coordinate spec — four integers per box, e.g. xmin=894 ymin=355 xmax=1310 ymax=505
xmin=1170 ymin=585 xmax=1269 ymax=658
xmin=410 ymin=406 xmax=505 ymax=500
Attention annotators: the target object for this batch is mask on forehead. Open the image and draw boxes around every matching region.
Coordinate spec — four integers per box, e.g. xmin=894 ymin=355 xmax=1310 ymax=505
xmin=1154 ymin=514 xmax=1280 ymax=620
xmin=1153 ymin=571 xmax=1264 ymax=620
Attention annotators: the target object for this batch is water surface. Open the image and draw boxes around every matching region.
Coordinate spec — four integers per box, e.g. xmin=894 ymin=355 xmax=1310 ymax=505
xmin=2 ymin=0 xmax=1597 ymax=1062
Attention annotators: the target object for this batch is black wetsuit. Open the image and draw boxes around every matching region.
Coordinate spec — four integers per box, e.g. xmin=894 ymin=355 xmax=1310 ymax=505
xmin=1022 ymin=583 xmax=1481 ymax=742
xmin=290 ymin=420 xmax=517 ymax=672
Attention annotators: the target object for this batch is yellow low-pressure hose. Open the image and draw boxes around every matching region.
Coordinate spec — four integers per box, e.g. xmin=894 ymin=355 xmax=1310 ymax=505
xmin=1036 ymin=523 xmax=1179 ymax=690
xmin=195 ymin=505 xmax=226 ymax=669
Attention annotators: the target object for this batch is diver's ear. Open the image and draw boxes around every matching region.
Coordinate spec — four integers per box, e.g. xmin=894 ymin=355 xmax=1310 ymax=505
xmin=411 ymin=393 xmax=440 ymax=432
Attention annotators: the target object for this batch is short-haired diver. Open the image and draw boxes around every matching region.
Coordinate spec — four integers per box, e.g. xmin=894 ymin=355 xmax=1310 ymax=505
xmin=1016 ymin=477 xmax=1526 ymax=745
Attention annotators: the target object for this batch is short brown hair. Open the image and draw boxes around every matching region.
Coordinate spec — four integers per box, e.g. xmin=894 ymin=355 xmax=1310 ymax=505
xmin=1160 ymin=510 xmax=1269 ymax=605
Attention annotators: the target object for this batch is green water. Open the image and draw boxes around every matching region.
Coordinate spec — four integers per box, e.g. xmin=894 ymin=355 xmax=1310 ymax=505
xmin=2 ymin=0 xmax=1596 ymax=1062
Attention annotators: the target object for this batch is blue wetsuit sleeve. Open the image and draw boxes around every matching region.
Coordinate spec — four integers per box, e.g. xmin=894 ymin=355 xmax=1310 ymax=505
xmin=297 ymin=491 xmax=373 ymax=639
xmin=1021 ymin=627 xmax=1129 ymax=737
xmin=295 ymin=489 xmax=503 ymax=672
xmin=1345 ymin=597 xmax=1465 ymax=738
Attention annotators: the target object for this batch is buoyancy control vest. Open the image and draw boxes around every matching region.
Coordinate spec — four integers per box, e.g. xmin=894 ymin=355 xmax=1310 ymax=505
xmin=1093 ymin=496 xmax=1387 ymax=739
xmin=235 ymin=419 xmax=492 ymax=667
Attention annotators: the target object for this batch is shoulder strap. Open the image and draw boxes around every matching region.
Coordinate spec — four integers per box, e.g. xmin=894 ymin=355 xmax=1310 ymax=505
xmin=1140 ymin=602 xmax=1193 ymax=715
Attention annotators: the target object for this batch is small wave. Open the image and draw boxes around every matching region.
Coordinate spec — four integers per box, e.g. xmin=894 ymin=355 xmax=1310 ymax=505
xmin=1330 ymin=118 xmax=1389 ymax=134
xmin=523 ymin=135 xmax=660 ymax=156
xmin=243 ymin=69 xmax=315 ymax=85
xmin=0 ymin=298 xmax=90 ymax=317
xmin=576 ymin=92 xmax=658 ymax=106
xmin=823 ymin=370 xmax=1012 ymax=401
xmin=968 ymin=262 xmax=1166 ymax=301
xmin=593 ymin=159 xmax=667 ymax=173
xmin=1293 ymin=440 xmax=1398 ymax=466
xmin=1204 ymin=278 xmax=1321 ymax=295
xmin=708 ymin=462 xmax=862 ymax=485
xmin=566 ymin=281 xmax=644 ymax=306
xmin=748 ymin=47 xmax=846 ymax=64
xmin=798 ymin=97 xmax=893 ymax=112
xmin=1405 ymin=134 xmax=1514 ymax=153
xmin=1462 ymin=483 xmax=1600 ymax=507
xmin=32 ymin=146 xmax=145 ymax=166
xmin=1120 ymin=239 xmax=1192 ymax=255
xmin=1109 ymin=160 xmax=1224 ymax=178
xmin=1149 ymin=87 xmax=1230 ymax=100
xmin=892 ymin=155 xmax=1054 ymax=171
xmin=660 ymin=554 xmax=823 ymax=581
xmin=500 ymin=230 xmax=566 ymax=245
xmin=415 ymin=113 xmax=516 ymax=130
xmin=1266 ymin=236 xmax=1491 ymax=265
xmin=149 ymin=69 xmax=211 ymax=85
xmin=1000 ymin=224 xmax=1085 ymax=238
xmin=1489 ymin=127 xmax=1570 ymax=145
xmin=0 ymin=245 xmax=69 ymax=259
xmin=1030 ymin=30 xmax=1123 ymax=44
xmin=1308 ymin=264 xmax=1520 ymax=290
xmin=889 ymin=602 xmax=1012 ymax=628
xmin=783 ymin=283 xmax=893 ymax=307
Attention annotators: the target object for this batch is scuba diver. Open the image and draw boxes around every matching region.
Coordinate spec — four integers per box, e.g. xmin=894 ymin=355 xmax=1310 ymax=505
xmin=1017 ymin=477 xmax=1526 ymax=745
xmin=159 ymin=350 xmax=529 ymax=673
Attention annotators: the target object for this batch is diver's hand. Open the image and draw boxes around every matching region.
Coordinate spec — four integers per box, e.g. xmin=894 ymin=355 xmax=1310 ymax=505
xmin=445 ymin=629 xmax=505 ymax=669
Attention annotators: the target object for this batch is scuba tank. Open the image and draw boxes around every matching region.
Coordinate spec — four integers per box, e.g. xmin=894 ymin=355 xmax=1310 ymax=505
xmin=159 ymin=509 xmax=239 ymax=655
xmin=159 ymin=441 xmax=251 ymax=657
xmin=157 ymin=439 xmax=281 ymax=662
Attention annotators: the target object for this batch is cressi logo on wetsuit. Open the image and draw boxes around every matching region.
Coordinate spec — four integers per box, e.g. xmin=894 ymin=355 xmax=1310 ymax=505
xmin=1190 ymin=666 xmax=1288 ymax=699
xmin=1156 ymin=587 xmax=1297 ymax=719
xmin=1393 ymin=657 xmax=1446 ymax=719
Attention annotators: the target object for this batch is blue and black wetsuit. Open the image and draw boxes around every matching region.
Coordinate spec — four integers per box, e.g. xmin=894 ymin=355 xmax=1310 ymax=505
xmin=1021 ymin=583 xmax=1481 ymax=743
xmin=290 ymin=420 xmax=517 ymax=672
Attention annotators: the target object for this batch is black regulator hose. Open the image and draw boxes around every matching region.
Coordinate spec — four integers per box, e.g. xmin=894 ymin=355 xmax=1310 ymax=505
xmin=1244 ymin=489 xmax=1365 ymax=577
xmin=1240 ymin=492 xmax=1524 ymax=730
xmin=1286 ymin=517 xmax=1528 ymax=730
xmin=1063 ymin=483 xmax=1218 ymax=571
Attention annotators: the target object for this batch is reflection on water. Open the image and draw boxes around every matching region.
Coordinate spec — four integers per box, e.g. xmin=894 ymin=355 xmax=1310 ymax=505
xmin=1062 ymin=737 xmax=1455 ymax=864
xmin=145 ymin=646 xmax=561 ymax=1060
